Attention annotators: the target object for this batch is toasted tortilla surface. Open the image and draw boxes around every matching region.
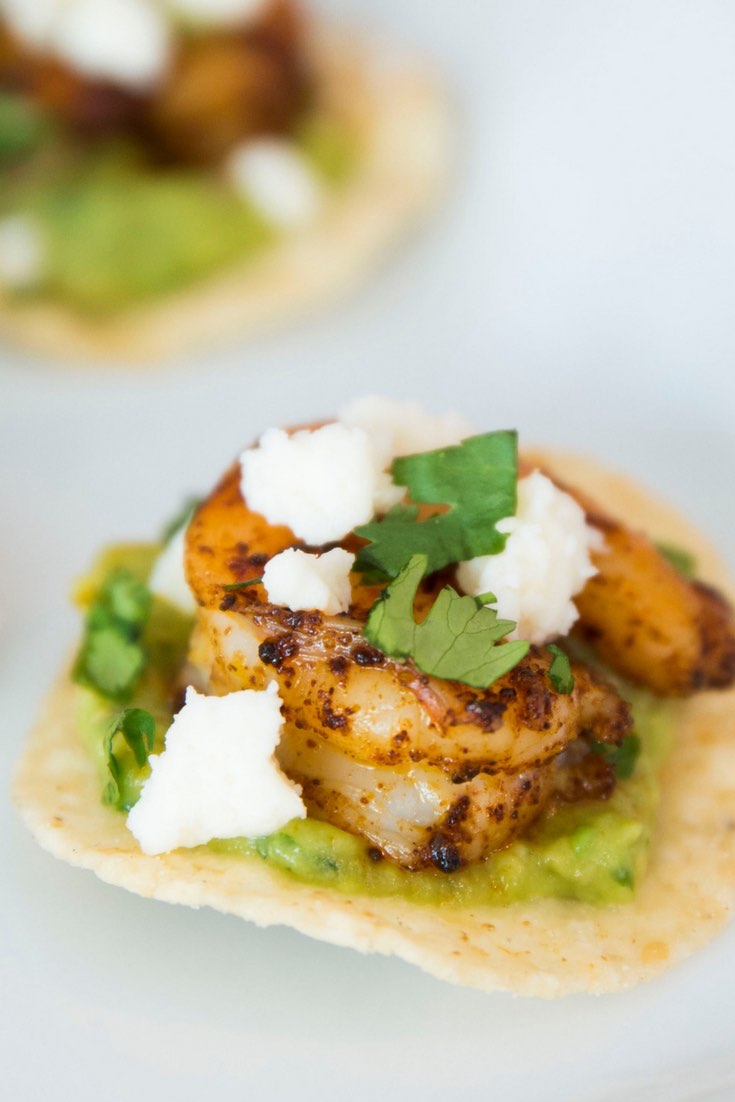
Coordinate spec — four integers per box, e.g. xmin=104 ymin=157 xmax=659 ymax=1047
xmin=0 ymin=29 xmax=449 ymax=364
xmin=12 ymin=454 xmax=735 ymax=996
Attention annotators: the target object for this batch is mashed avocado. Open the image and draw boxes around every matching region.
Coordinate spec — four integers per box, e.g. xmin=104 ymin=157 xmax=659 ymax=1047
xmin=2 ymin=145 xmax=273 ymax=312
xmin=211 ymin=692 xmax=671 ymax=907
xmin=74 ymin=543 xmax=192 ymax=809
xmin=75 ymin=545 xmax=675 ymax=908
xmin=0 ymin=103 xmax=356 ymax=313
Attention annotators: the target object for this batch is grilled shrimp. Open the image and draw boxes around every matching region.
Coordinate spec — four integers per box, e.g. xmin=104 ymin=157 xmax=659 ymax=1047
xmin=0 ymin=0 xmax=308 ymax=159
xmin=0 ymin=25 xmax=139 ymax=136
xmin=145 ymin=4 xmax=310 ymax=165
xmin=185 ymin=463 xmax=631 ymax=870
xmin=534 ymin=465 xmax=735 ymax=697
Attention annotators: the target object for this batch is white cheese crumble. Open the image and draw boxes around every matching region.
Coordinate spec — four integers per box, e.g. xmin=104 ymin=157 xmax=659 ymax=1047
xmin=263 ymin=548 xmax=355 ymax=615
xmin=339 ymin=395 xmax=475 ymax=512
xmin=240 ymin=397 xmax=477 ymax=548
xmin=0 ymin=0 xmax=58 ymax=49
xmin=54 ymin=0 xmax=170 ymax=88
xmin=228 ymin=139 xmax=323 ymax=230
xmin=456 ymin=471 xmax=602 ymax=645
xmin=339 ymin=395 xmax=475 ymax=460
xmin=127 ymin=683 xmax=305 ymax=855
xmin=241 ymin=423 xmax=384 ymax=545
xmin=0 ymin=214 xmax=45 ymax=289
xmin=147 ymin=526 xmax=196 ymax=615
xmin=2 ymin=0 xmax=170 ymax=88
xmin=1 ymin=0 xmax=271 ymax=83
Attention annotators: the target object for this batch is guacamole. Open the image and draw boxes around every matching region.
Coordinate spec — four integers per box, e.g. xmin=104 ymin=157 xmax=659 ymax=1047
xmin=212 ymin=690 xmax=671 ymax=907
xmin=0 ymin=98 xmax=356 ymax=314
xmin=74 ymin=544 xmax=675 ymax=909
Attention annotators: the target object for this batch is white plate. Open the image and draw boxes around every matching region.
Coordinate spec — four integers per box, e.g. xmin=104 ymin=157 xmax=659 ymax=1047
xmin=2 ymin=2 xmax=735 ymax=1099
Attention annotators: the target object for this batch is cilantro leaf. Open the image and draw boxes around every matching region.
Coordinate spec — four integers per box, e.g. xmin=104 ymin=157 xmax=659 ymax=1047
xmin=0 ymin=92 xmax=50 ymax=162
xmin=656 ymin=541 xmax=696 ymax=579
xmin=99 ymin=568 xmax=150 ymax=627
xmin=547 ymin=644 xmax=575 ymax=694
xmin=118 ymin=707 xmax=156 ymax=767
xmin=73 ymin=567 xmax=152 ymax=702
xmin=82 ymin=628 xmax=146 ymax=700
xmin=613 ymin=735 xmax=642 ymax=779
xmin=590 ymin=734 xmax=641 ymax=780
xmin=102 ymin=708 xmax=156 ymax=810
xmin=160 ymin=495 xmax=201 ymax=545
xmin=355 ymin=431 xmax=518 ymax=578
xmin=223 ymin=575 xmax=264 ymax=592
xmin=364 ymin=554 xmax=529 ymax=689
xmin=363 ymin=554 xmax=423 ymax=658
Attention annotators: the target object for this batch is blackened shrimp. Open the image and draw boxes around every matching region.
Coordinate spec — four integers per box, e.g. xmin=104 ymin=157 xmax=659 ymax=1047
xmin=184 ymin=463 xmax=632 ymax=869
xmin=0 ymin=0 xmax=309 ymax=160
xmin=529 ymin=460 xmax=735 ymax=697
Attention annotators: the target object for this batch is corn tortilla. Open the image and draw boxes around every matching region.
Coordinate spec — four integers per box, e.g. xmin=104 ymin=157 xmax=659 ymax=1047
xmin=0 ymin=29 xmax=450 ymax=364
xmin=12 ymin=453 xmax=735 ymax=996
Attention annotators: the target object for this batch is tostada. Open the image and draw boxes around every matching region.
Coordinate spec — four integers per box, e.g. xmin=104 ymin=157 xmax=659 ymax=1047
xmin=13 ymin=397 xmax=735 ymax=996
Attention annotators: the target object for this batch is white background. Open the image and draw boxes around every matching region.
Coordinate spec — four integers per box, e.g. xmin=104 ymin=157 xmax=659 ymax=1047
xmin=2 ymin=1 xmax=735 ymax=1099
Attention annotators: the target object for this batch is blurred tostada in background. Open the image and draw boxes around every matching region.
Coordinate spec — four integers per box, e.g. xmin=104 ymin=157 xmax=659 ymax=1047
xmin=0 ymin=0 xmax=448 ymax=361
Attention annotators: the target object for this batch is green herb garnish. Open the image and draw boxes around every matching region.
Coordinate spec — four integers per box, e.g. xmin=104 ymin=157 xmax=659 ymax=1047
xmin=223 ymin=576 xmax=264 ymax=592
xmin=355 ymin=431 xmax=518 ymax=580
xmin=73 ymin=568 xmax=152 ymax=702
xmin=656 ymin=541 xmax=697 ymax=579
xmin=590 ymin=734 xmax=642 ymax=780
xmin=0 ymin=92 xmax=49 ymax=162
xmin=102 ymin=708 xmax=156 ymax=810
xmin=613 ymin=734 xmax=642 ymax=779
xmin=80 ymin=628 xmax=147 ymax=700
xmin=364 ymin=554 xmax=529 ymax=688
xmin=160 ymin=495 xmax=201 ymax=545
xmin=547 ymin=644 xmax=575 ymax=694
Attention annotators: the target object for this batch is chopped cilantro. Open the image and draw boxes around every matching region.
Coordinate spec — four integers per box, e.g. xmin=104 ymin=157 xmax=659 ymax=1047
xmin=160 ymin=496 xmax=201 ymax=545
xmin=92 ymin=568 xmax=150 ymax=628
xmin=73 ymin=567 xmax=152 ymax=702
xmin=364 ymin=554 xmax=529 ymax=688
xmin=611 ymin=866 xmax=634 ymax=888
xmin=590 ymin=734 xmax=642 ymax=780
xmin=0 ymin=92 xmax=50 ymax=162
xmin=223 ymin=576 xmax=264 ymax=592
xmin=547 ymin=644 xmax=575 ymax=694
xmin=355 ymin=431 xmax=518 ymax=579
xmin=102 ymin=708 xmax=156 ymax=810
xmin=613 ymin=734 xmax=642 ymax=779
xmin=82 ymin=628 xmax=146 ymax=700
xmin=656 ymin=541 xmax=697 ymax=579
